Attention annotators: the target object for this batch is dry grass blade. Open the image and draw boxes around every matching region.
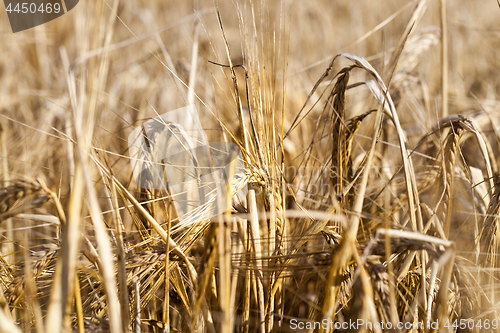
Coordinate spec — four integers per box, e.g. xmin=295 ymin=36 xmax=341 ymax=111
xmin=478 ymin=177 xmax=500 ymax=271
xmin=248 ymin=190 xmax=265 ymax=333
xmin=45 ymin=166 xmax=84 ymax=333
xmin=439 ymin=0 xmax=448 ymax=118
xmin=109 ymin=178 xmax=130 ymax=332
xmin=329 ymin=68 xmax=351 ymax=203
xmin=344 ymin=52 xmax=424 ymax=233
xmin=213 ymin=0 xmax=249 ymax=156
xmin=133 ymin=277 xmax=141 ymax=333
xmin=111 ymin=175 xmax=198 ymax=284
xmin=387 ymin=0 xmax=431 ymax=73
xmin=194 ymin=222 xmax=217 ymax=317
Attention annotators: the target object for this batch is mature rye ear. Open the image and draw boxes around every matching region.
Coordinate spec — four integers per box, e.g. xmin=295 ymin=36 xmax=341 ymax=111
xmin=4 ymin=0 xmax=79 ymax=33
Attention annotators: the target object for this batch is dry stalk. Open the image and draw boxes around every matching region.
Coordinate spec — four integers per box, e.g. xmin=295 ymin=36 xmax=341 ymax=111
xmin=248 ymin=190 xmax=265 ymax=333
